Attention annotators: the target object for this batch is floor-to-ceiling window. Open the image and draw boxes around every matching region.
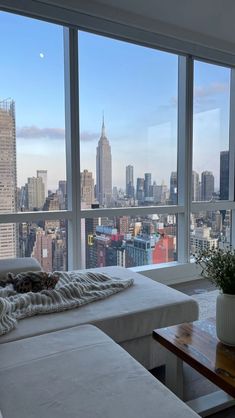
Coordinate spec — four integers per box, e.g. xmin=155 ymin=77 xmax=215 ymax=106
xmin=191 ymin=61 xmax=232 ymax=256
xmin=0 ymin=8 xmax=235 ymax=282
xmin=0 ymin=11 xmax=68 ymax=271
xmin=78 ymin=31 xmax=179 ymax=268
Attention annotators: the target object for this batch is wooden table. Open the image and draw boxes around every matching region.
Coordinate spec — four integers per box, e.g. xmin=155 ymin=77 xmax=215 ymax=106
xmin=153 ymin=318 xmax=235 ymax=417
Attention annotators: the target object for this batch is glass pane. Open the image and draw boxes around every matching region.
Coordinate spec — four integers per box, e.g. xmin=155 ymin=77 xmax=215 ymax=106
xmin=190 ymin=210 xmax=231 ymax=255
xmin=0 ymin=12 xmax=66 ymax=219
xmin=193 ymin=61 xmax=230 ymax=201
xmin=4 ymin=220 xmax=68 ymax=271
xmin=81 ymin=214 xmax=177 ymax=268
xmin=79 ymin=31 xmax=178 ymax=209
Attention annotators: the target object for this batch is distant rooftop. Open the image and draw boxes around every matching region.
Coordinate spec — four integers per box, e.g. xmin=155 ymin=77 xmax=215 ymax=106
xmin=0 ymin=98 xmax=15 ymax=112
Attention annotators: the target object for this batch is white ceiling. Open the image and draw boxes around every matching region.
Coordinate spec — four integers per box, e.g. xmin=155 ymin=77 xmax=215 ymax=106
xmin=32 ymin=0 xmax=235 ymax=53
xmin=95 ymin=0 xmax=235 ymax=45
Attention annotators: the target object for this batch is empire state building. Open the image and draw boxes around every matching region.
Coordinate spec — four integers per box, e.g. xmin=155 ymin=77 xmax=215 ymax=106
xmin=96 ymin=117 xmax=112 ymax=207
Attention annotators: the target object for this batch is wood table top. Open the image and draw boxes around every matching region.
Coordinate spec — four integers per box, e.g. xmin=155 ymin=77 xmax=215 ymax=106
xmin=153 ymin=318 xmax=235 ymax=398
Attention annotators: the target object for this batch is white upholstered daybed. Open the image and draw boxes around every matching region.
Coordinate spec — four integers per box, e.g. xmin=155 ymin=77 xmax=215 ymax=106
xmin=0 ymin=261 xmax=199 ymax=418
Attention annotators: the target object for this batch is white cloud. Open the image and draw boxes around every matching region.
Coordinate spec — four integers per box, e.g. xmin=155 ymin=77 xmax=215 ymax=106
xmin=17 ymin=126 xmax=65 ymax=139
xmin=17 ymin=126 xmax=99 ymax=141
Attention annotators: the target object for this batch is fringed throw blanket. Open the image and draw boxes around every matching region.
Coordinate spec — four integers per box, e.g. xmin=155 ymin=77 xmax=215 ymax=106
xmin=0 ymin=271 xmax=134 ymax=335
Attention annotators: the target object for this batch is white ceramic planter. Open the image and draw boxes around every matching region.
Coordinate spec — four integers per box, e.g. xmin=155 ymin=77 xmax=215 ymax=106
xmin=216 ymin=293 xmax=235 ymax=346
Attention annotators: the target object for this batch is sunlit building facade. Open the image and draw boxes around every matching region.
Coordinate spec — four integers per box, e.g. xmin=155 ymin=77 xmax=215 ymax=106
xmin=96 ymin=118 xmax=112 ymax=207
xmin=0 ymin=99 xmax=17 ymax=259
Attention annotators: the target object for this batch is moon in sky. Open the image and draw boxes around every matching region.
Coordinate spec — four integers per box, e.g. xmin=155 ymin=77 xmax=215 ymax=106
xmin=39 ymin=52 xmax=44 ymax=59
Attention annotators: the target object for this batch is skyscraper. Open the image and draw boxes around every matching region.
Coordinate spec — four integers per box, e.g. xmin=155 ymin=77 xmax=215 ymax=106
xmin=43 ymin=193 xmax=60 ymax=230
xmin=220 ymin=151 xmax=229 ymax=200
xmin=136 ymin=178 xmax=144 ymax=203
xmin=117 ymin=216 xmax=129 ymax=234
xmin=58 ymin=180 xmax=67 ymax=197
xmin=32 ymin=229 xmax=53 ymax=271
xmin=37 ymin=170 xmax=48 ymax=199
xmin=126 ymin=165 xmax=134 ymax=198
xmin=26 ymin=176 xmax=45 ymax=210
xmin=144 ymin=173 xmax=152 ymax=198
xmin=170 ymin=172 xmax=177 ymax=204
xmin=96 ymin=117 xmax=112 ymax=207
xmin=201 ymin=171 xmax=214 ymax=201
xmin=0 ymin=99 xmax=17 ymax=259
xmin=58 ymin=180 xmax=67 ymax=209
xmin=85 ymin=216 xmax=101 ymax=269
xmin=81 ymin=169 xmax=95 ymax=207
xmin=192 ymin=171 xmax=200 ymax=201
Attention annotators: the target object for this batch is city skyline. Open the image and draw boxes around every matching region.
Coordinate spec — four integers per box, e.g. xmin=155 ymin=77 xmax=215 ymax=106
xmin=17 ymin=151 xmax=229 ymax=209
xmin=15 ymin=118 xmax=229 ymax=208
xmin=11 ymin=110 xmax=229 ymax=202
xmin=13 ymin=109 xmax=230 ymax=193
xmin=0 ymin=102 xmax=230 ymax=268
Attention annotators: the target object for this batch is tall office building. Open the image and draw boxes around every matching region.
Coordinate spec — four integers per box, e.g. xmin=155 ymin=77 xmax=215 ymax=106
xmin=201 ymin=171 xmax=214 ymax=201
xmin=126 ymin=165 xmax=134 ymax=198
xmin=192 ymin=171 xmax=200 ymax=201
xmin=81 ymin=169 xmax=95 ymax=207
xmin=125 ymin=235 xmax=157 ymax=267
xmin=0 ymin=99 xmax=17 ymax=259
xmin=85 ymin=216 xmax=101 ymax=269
xmin=96 ymin=117 xmax=112 ymax=207
xmin=26 ymin=176 xmax=45 ymax=209
xmin=116 ymin=216 xmax=129 ymax=234
xmin=43 ymin=193 xmax=60 ymax=230
xmin=170 ymin=171 xmax=177 ymax=204
xmin=136 ymin=177 xmax=144 ymax=202
xmin=37 ymin=170 xmax=48 ymax=199
xmin=58 ymin=180 xmax=67 ymax=210
xmin=32 ymin=229 xmax=53 ymax=272
xmin=58 ymin=180 xmax=67 ymax=197
xmin=220 ymin=151 xmax=229 ymax=200
xmin=144 ymin=173 xmax=152 ymax=198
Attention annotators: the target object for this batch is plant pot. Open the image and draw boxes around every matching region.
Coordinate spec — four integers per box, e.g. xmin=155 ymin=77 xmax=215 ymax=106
xmin=216 ymin=293 xmax=235 ymax=346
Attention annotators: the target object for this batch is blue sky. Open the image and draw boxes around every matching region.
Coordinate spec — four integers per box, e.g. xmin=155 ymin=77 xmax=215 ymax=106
xmin=0 ymin=11 xmax=230 ymax=191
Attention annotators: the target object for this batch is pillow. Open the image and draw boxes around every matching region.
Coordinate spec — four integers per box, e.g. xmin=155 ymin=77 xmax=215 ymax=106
xmin=0 ymin=257 xmax=42 ymax=280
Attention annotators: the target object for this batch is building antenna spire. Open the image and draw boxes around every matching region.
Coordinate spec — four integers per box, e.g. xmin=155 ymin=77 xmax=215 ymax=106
xmin=101 ymin=111 xmax=106 ymax=137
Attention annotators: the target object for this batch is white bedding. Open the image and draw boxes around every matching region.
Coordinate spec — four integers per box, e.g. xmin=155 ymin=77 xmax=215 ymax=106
xmin=0 ymin=271 xmax=133 ymax=335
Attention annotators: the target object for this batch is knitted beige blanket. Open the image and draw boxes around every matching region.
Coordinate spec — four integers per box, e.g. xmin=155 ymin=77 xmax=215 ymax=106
xmin=0 ymin=271 xmax=134 ymax=335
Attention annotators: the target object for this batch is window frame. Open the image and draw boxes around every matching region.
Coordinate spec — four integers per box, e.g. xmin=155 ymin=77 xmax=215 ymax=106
xmin=0 ymin=5 xmax=235 ymax=284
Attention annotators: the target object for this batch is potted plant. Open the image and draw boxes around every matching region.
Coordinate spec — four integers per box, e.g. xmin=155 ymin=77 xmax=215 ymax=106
xmin=195 ymin=246 xmax=235 ymax=346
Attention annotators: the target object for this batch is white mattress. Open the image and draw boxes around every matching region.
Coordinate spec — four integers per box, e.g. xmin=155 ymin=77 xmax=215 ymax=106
xmin=0 ymin=324 xmax=199 ymax=418
xmin=0 ymin=266 xmax=198 ymax=344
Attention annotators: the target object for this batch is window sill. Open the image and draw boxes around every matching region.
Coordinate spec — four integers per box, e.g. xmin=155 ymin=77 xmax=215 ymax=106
xmin=130 ymin=261 xmax=201 ymax=286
